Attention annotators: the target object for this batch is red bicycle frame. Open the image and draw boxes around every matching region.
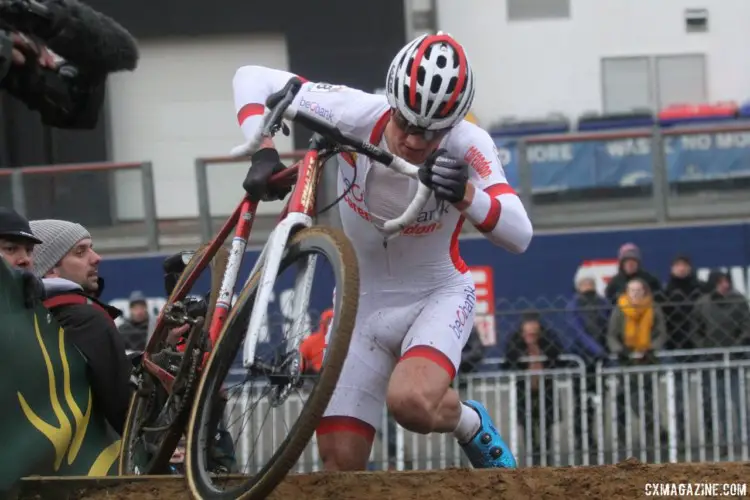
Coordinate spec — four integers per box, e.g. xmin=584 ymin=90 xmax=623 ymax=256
xmin=141 ymin=149 xmax=326 ymax=393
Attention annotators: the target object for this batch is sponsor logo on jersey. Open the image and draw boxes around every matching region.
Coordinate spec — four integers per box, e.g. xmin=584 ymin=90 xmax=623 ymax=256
xmin=299 ymin=98 xmax=334 ymax=123
xmin=342 ymin=179 xmax=450 ymax=236
xmin=464 ymin=146 xmax=492 ymax=179
xmin=402 ymin=221 xmax=442 ymax=235
xmin=449 ymin=286 xmax=477 ymax=339
xmin=342 ymin=179 xmax=371 ymax=222
xmin=309 ymin=82 xmax=344 ymax=93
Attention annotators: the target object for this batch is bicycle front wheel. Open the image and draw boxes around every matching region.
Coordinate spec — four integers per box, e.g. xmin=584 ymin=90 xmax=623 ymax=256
xmin=185 ymin=226 xmax=359 ymax=500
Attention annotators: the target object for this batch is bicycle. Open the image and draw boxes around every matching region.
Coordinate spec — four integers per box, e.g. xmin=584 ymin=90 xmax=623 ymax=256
xmin=120 ymin=77 xmax=438 ymax=499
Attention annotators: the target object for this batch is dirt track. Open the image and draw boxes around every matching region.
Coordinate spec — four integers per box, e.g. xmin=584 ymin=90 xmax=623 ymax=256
xmin=18 ymin=460 xmax=750 ymax=499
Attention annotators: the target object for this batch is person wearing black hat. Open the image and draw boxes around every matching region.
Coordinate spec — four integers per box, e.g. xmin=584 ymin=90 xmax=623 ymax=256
xmin=0 ymin=207 xmax=43 ymax=270
xmin=660 ymin=254 xmax=708 ymax=457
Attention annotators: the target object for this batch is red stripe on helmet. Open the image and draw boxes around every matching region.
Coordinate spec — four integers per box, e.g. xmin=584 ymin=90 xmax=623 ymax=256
xmin=429 ymin=35 xmax=468 ymax=117
xmin=407 ymin=35 xmax=469 ymax=118
xmin=408 ymin=36 xmax=435 ymax=109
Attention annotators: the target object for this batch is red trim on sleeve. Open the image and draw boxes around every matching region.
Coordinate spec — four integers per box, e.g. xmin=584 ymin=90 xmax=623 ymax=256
xmin=485 ymin=182 xmax=516 ymax=198
xmin=237 ymin=103 xmax=265 ymax=126
xmin=474 ymin=183 xmax=515 ymax=233
xmin=475 ymin=198 xmax=501 ymax=233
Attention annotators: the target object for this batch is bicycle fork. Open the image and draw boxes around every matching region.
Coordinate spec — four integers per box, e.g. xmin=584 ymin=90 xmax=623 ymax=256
xmin=241 ymin=211 xmax=315 ymax=369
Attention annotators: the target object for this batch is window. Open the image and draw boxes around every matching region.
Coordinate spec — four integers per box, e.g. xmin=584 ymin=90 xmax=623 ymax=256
xmin=601 ymin=54 xmax=707 ymax=113
xmin=507 ymin=0 xmax=570 ymax=21
xmin=685 ymin=8 xmax=708 ymax=33
xmin=655 ymin=54 xmax=707 ymax=108
xmin=601 ymin=57 xmax=653 ymax=114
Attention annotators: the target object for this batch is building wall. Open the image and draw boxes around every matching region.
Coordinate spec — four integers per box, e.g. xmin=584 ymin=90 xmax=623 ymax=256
xmin=107 ymin=35 xmax=292 ymax=220
xmin=435 ymin=0 xmax=750 ymax=125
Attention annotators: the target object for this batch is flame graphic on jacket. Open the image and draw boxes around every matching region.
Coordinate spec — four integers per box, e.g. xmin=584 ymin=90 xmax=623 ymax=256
xmin=15 ymin=314 xmax=120 ymax=475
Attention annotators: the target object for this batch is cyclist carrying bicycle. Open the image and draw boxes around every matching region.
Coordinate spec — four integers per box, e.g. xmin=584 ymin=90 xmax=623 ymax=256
xmin=236 ymin=32 xmax=532 ymax=470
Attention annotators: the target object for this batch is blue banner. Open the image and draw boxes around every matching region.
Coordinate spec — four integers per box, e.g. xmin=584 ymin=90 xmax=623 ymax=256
xmin=98 ymin=222 xmax=750 ymax=364
xmin=494 ymin=129 xmax=750 ymax=191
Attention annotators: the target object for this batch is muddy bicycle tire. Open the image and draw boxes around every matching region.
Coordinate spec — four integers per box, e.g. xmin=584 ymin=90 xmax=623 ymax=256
xmin=119 ymin=243 xmax=229 ymax=475
xmin=185 ymin=226 xmax=359 ymax=500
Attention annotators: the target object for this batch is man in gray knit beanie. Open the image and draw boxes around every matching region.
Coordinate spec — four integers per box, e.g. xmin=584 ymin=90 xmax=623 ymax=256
xmin=30 ymin=219 xmax=101 ymax=293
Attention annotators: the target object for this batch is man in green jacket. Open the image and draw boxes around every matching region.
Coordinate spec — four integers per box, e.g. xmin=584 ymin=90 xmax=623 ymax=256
xmin=0 ymin=228 xmax=121 ymax=496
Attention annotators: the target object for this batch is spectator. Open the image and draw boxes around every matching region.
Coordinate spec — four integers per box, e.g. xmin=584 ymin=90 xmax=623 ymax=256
xmin=691 ymin=270 xmax=750 ymax=456
xmin=605 ymin=243 xmax=662 ymax=304
xmin=0 ymin=207 xmax=43 ymax=270
xmin=565 ymin=271 xmax=609 ymax=362
xmin=607 ymin=277 xmax=668 ymax=461
xmin=660 ymin=253 xmax=707 ymax=455
xmin=692 ymin=270 xmax=750 ymax=349
xmin=662 ymin=254 xmax=708 ymax=350
xmin=565 ymin=271 xmax=609 ymax=463
xmin=506 ymin=312 xmax=564 ymax=466
xmin=30 ymin=219 xmax=132 ymax=435
xmin=118 ymin=290 xmax=151 ymax=352
xmin=1 ymin=239 xmax=121 ymax=489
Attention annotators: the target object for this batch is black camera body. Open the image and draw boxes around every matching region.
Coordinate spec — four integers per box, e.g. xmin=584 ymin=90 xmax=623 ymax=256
xmin=0 ymin=0 xmax=138 ymax=129
xmin=0 ymin=29 xmax=12 ymax=82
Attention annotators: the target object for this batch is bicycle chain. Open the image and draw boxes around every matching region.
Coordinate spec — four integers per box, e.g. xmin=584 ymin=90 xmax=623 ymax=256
xmin=174 ymin=345 xmax=201 ymax=418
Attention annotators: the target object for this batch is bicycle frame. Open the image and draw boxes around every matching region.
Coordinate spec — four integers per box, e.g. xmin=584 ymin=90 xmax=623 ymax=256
xmin=240 ymin=146 xmax=326 ymax=369
xmin=140 ymin=160 xmax=307 ymax=394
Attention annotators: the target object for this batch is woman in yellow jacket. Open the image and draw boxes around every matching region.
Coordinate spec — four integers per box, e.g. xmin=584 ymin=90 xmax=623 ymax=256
xmin=607 ymin=277 xmax=667 ymax=356
xmin=606 ymin=277 xmax=668 ymax=461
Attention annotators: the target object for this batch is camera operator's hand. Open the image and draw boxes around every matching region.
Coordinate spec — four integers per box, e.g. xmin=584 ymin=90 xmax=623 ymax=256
xmin=166 ymin=324 xmax=190 ymax=346
xmin=10 ymin=32 xmax=56 ymax=68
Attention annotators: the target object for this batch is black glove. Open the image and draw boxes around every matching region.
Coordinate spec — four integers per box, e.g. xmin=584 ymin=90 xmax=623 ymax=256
xmin=417 ymin=148 xmax=469 ymax=204
xmin=242 ymin=148 xmax=291 ymax=202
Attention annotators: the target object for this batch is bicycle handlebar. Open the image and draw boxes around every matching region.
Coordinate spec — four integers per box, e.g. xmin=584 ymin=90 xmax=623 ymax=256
xmin=230 ymin=77 xmax=433 ymax=236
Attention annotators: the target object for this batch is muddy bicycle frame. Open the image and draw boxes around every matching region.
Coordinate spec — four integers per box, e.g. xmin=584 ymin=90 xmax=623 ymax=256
xmin=141 ymin=77 xmax=439 ymax=393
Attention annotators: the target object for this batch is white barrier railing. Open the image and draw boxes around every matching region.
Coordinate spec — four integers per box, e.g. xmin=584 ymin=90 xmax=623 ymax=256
xmin=215 ymin=349 xmax=750 ymax=472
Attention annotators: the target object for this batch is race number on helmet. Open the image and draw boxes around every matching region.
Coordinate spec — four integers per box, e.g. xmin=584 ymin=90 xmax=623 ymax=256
xmin=385 ymin=32 xmax=475 ymax=131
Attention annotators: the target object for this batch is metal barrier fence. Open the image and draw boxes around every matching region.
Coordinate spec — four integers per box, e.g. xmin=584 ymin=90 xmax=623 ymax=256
xmin=0 ymin=161 xmax=159 ymax=252
xmin=4 ymin=122 xmax=750 ymax=254
xmin=219 ymin=348 xmax=750 ymax=472
xmin=133 ymin=295 xmax=750 ymax=470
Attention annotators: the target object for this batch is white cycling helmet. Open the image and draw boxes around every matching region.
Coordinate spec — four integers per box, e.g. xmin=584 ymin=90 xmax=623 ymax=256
xmin=385 ymin=32 xmax=475 ymax=131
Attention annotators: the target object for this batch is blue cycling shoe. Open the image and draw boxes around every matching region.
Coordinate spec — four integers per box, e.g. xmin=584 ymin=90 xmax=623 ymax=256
xmin=459 ymin=400 xmax=517 ymax=469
